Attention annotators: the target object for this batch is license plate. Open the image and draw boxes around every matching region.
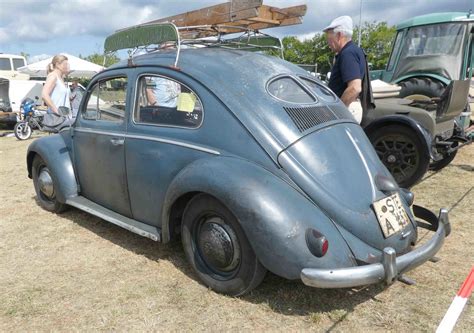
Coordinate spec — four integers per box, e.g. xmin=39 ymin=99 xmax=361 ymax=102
xmin=373 ymin=193 xmax=410 ymax=238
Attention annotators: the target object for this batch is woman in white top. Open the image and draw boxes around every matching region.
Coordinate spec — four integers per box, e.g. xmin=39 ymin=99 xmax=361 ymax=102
xmin=41 ymin=54 xmax=70 ymax=114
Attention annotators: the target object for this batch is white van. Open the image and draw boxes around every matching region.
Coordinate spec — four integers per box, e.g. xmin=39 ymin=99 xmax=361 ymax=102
xmin=0 ymin=54 xmax=30 ymax=80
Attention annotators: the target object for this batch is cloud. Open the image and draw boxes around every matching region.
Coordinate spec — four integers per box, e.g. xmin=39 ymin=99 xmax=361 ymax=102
xmin=1 ymin=0 xmax=171 ymax=44
xmin=1 ymin=0 xmax=472 ymax=54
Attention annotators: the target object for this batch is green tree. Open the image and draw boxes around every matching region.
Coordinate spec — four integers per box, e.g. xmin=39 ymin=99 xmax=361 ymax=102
xmin=79 ymin=53 xmax=120 ymax=67
xmin=355 ymin=21 xmax=396 ymax=70
xmin=20 ymin=52 xmax=30 ymax=60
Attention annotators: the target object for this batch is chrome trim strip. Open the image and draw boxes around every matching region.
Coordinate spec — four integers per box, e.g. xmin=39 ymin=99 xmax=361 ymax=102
xmin=74 ymin=127 xmax=220 ymax=155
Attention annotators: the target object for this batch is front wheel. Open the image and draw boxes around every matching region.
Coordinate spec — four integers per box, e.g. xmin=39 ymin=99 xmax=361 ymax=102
xmin=32 ymin=155 xmax=67 ymax=213
xmin=181 ymin=194 xmax=266 ymax=296
xmin=14 ymin=121 xmax=32 ymax=140
xmin=368 ymin=124 xmax=430 ymax=188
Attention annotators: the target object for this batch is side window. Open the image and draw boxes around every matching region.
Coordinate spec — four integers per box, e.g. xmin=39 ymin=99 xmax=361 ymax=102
xmin=82 ymin=77 xmax=127 ymax=122
xmin=387 ymin=31 xmax=403 ymax=71
xmin=13 ymin=58 xmax=26 ymax=70
xmin=134 ymin=75 xmax=203 ymax=128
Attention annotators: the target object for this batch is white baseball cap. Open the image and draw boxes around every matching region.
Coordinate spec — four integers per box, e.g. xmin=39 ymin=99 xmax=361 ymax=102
xmin=323 ymin=16 xmax=353 ymax=35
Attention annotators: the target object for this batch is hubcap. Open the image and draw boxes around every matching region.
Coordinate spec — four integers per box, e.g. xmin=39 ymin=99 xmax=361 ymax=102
xmin=196 ymin=216 xmax=240 ymax=273
xmin=387 ymin=154 xmax=397 ymax=164
xmin=38 ymin=168 xmax=54 ymax=198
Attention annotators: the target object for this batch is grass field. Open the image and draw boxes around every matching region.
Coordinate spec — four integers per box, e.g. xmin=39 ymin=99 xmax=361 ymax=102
xmin=0 ymin=132 xmax=472 ymax=331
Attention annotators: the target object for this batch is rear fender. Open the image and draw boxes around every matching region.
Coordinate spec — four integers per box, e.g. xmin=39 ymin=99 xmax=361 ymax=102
xmin=364 ymin=115 xmax=434 ymax=160
xmin=27 ymin=133 xmax=78 ymax=203
xmin=162 ymin=156 xmax=357 ymax=280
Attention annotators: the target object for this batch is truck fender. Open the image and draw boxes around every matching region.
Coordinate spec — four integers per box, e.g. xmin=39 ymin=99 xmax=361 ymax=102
xmin=162 ymin=156 xmax=356 ymax=280
xmin=363 ymin=115 xmax=434 ymax=160
xmin=27 ymin=133 xmax=78 ymax=203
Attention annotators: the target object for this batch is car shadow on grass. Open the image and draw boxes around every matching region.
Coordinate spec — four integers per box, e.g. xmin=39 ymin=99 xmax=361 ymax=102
xmin=49 ymin=201 xmax=387 ymax=319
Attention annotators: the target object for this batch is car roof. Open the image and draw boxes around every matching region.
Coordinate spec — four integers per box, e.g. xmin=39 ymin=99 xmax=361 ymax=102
xmin=105 ymin=47 xmax=318 ymax=154
xmin=396 ymin=12 xmax=474 ymax=30
xmin=108 ymin=47 xmax=301 ymax=80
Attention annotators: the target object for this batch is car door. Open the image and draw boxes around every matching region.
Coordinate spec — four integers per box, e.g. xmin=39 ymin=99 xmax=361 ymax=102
xmin=73 ymin=72 xmax=132 ymax=217
xmin=125 ymin=69 xmax=211 ymax=226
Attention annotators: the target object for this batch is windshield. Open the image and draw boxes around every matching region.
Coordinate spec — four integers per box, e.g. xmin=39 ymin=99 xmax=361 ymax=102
xmin=393 ymin=23 xmax=467 ymax=81
xmin=0 ymin=59 xmax=11 ymax=71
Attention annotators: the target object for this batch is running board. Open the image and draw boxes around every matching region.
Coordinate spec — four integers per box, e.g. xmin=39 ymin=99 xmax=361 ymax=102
xmin=66 ymin=196 xmax=161 ymax=242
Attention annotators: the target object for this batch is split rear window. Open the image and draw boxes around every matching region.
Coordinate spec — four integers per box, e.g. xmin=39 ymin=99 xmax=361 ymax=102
xmin=267 ymin=77 xmax=315 ymax=104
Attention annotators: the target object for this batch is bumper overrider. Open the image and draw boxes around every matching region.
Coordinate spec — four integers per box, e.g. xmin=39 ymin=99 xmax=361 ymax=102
xmin=301 ymin=206 xmax=451 ymax=288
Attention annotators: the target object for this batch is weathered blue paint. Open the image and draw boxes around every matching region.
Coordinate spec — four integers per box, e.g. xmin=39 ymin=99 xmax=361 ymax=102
xmin=26 ymin=48 xmax=449 ymax=289
xmin=27 ymin=131 xmax=78 ymax=203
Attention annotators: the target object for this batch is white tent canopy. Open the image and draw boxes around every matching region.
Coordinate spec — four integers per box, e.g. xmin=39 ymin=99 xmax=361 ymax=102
xmin=18 ymin=53 xmax=105 ymax=78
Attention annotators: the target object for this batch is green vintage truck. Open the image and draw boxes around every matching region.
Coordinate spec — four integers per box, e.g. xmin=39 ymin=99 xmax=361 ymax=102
xmin=365 ymin=12 xmax=473 ymax=184
xmin=370 ymin=12 xmax=473 ymax=99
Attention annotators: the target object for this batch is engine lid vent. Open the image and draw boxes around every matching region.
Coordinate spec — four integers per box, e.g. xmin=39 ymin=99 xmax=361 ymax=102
xmin=284 ymin=105 xmax=339 ymax=132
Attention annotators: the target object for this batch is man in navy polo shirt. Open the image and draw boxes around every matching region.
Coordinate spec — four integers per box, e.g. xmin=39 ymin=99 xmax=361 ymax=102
xmin=324 ymin=16 xmax=365 ymax=122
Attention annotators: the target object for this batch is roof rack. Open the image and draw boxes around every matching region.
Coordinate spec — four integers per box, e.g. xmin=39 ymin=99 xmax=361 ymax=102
xmin=103 ymin=0 xmax=306 ymax=67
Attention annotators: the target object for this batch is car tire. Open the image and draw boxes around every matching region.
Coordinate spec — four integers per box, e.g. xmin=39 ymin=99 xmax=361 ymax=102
xmin=368 ymin=124 xmax=430 ymax=188
xmin=181 ymin=193 xmax=266 ymax=296
xmin=14 ymin=121 xmax=32 ymax=140
xmin=32 ymin=155 xmax=67 ymax=213
xmin=399 ymin=77 xmax=445 ymax=99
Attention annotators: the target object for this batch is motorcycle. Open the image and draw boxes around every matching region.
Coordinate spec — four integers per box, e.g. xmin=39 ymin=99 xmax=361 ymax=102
xmin=14 ymin=98 xmax=72 ymax=140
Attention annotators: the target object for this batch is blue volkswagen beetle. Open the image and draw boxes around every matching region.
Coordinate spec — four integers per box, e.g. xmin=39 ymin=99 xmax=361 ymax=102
xmin=26 ymin=24 xmax=450 ymax=296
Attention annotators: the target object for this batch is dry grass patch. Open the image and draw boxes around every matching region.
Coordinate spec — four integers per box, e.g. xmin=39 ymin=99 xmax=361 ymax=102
xmin=0 ymin=133 xmax=472 ymax=331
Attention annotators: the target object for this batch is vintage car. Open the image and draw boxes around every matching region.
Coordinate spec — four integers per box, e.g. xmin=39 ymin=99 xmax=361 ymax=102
xmin=26 ymin=24 xmax=450 ymax=296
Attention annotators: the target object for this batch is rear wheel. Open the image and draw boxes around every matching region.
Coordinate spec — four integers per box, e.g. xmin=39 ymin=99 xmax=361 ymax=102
xmin=14 ymin=121 xmax=32 ymax=140
xmin=181 ymin=194 xmax=266 ymax=296
xmin=368 ymin=124 xmax=430 ymax=188
xmin=32 ymin=155 xmax=67 ymax=213
xmin=399 ymin=77 xmax=445 ymax=100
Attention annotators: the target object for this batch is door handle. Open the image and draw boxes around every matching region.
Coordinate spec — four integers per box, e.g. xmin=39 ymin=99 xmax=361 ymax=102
xmin=110 ymin=138 xmax=124 ymax=146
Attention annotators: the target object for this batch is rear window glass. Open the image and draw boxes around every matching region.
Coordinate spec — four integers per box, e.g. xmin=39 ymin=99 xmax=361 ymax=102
xmin=267 ymin=76 xmax=315 ymax=104
xmin=299 ymin=77 xmax=337 ymax=102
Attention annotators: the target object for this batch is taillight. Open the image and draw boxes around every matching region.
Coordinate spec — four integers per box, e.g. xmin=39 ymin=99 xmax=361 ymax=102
xmin=305 ymin=228 xmax=329 ymax=257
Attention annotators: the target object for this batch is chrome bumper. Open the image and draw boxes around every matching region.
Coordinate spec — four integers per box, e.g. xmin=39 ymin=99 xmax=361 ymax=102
xmin=301 ymin=207 xmax=450 ymax=289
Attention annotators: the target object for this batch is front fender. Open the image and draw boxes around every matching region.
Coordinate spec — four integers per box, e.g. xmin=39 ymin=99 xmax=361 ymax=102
xmin=363 ymin=115 xmax=434 ymax=160
xmin=27 ymin=133 xmax=78 ymax=203
xmin=162 ymin=156 xmax=356 ymax=280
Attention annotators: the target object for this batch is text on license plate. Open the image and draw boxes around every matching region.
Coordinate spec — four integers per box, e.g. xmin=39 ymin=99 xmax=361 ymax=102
xmin=373 ymin=193 xmax=410 ymax=238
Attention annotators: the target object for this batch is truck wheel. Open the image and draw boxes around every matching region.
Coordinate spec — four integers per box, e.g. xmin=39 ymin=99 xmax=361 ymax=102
xmin=181 ymin=194 xmax=266 ymax=296
xmin=14 ymin=121 xmax=32 ymax=140
xmin=368 ymin=125 xmax=430 ymax=188
xmin=32 ymin=155 xmax=67 ymax=213
xmin=399 ymin=77 xmax=445 ymax=99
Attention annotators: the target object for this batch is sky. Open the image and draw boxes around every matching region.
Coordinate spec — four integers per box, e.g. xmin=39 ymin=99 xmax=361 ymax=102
xmin=0 ymin=0 xmax=471 ymax=63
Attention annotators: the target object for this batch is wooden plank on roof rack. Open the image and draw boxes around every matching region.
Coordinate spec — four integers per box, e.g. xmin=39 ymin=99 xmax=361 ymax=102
xmin=143 ymin=0 xmax=307 ymax=34
xmin=146 ymin=0 xmax=262 ymax=27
